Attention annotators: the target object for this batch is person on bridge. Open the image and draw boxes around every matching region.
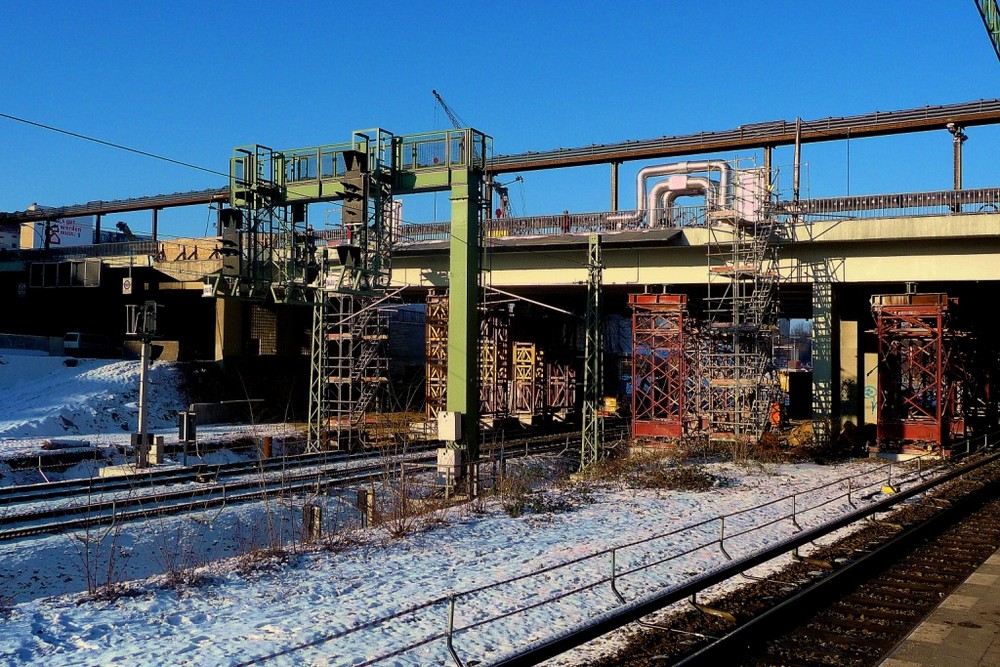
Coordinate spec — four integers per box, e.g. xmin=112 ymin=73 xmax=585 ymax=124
xmin=561 ymin=210 xmax=571 ymax=234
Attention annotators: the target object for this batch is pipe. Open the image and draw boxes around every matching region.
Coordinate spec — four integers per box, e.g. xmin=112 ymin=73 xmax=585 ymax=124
xmin=663 ymin=185 xmax=717 ymax=227
xmin=611 ymin=160 xmax=732 ymax=227
xmin=648 ymin=176 xmax=717 ymax=227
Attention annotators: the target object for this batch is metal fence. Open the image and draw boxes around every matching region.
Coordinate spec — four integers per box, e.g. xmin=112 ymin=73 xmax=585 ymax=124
xmin=1 ymin=241 xmax=159 ymax=263
xmin=239 ymin=449 xmax=957 ymax=666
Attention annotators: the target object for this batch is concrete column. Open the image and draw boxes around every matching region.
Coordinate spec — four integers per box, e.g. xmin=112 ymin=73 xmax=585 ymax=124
xmin=214 ymin=298 xmax=243 ymax=361
xmin=812 ymin=282 xmax=836 ymax=444
xmin=839 ymin=320 xmax=859 ymax=427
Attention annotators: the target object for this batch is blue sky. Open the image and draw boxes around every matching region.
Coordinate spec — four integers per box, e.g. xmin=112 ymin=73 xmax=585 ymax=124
xmin=2 ymin=1 xmax=999 ymax=238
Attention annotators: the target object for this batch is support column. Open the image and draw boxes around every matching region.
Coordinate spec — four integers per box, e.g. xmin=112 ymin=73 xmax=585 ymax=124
xmin=812 ymin=282 xmax=836 ymax=445
xmin=610 ymin=162 xmax=620 ymax=212
xmin=763 ymin=146 xmax=773 ymax=193
xmin=948 ymin=124 xmax=968 ymax=190
xmin=839 ymin=320 xmax=859 ymax=428
xmin=214 ymin=298 xmax=244 ymax=361
xmin=446 ymin=169 xmax=481 ymax=476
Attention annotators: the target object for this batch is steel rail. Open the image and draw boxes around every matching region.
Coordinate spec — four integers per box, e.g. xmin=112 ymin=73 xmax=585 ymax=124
xmin=671 ymin=455 xmax=1000 ymax=666
xmin=3 ymin=99 xmax=999 ymax=222
xmin=0 ymin=437 xmax=573 ymax=542
xmin=0 ymin=445 xmax=428 ymax=506
xmin=487 ymin=448 xmax=1000 ymax=667
xmin=0 ymin=459 xmax=409 ymax=542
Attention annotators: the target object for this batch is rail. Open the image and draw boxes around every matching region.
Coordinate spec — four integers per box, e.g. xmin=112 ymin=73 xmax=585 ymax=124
xmin=235 ymin=438 xmax=994 ymax=666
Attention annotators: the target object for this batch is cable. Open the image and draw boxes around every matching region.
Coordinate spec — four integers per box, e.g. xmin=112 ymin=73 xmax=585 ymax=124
xmin=2 ymin=110 xmax=588 ymax=269
xmin=0 ymin=111 xmax=228 ymax=179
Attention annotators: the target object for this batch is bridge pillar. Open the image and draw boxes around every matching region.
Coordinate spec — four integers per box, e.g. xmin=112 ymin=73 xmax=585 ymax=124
xmin=812 ymin=282 xmax=836 ymax=445
xmin=839 ymin=320 xmax=861 ymax=428
xmin=214 ymin=298 xmax=243 ymax=361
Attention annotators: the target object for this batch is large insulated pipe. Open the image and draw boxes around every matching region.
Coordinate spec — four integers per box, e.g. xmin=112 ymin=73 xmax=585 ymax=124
xmin=648 ymin=176 xmax=717 ymax=227
xmin=611 ymin=160 xmax=732 ymax=227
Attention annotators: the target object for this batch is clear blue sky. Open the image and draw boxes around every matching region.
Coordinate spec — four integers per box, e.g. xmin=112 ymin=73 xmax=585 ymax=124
xmin=2 ymin=1 xmax=999 ymax=238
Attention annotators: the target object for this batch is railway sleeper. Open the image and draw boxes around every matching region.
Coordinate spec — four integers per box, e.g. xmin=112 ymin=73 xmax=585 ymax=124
xmin=875 ymin=576 xmax=955 ymax=594
xmin=780 ymin=633 xmax=879 ymax=660
xmin=842 ymin=593 xmax=937 ymax=612
xmin=808 ymin=614 xmax=902 ymax=634
xmin=787 ymin=628 xmax=892 ymax=653
xmin=827 ymin=603 xmax=919 ymax=622
xmin=755 ymin=651 xmax=833 ymax=667
xmin=889 ymin=560 xmax=969 ymax=579
xmin=861 ymin=581 xmax=946 ymax=601
xmin=935 ymin=536 xmax=1000 ymax=551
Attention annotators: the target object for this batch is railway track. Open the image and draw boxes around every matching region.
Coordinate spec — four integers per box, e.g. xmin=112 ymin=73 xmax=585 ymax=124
xmin=0 ymin=430 xmax=580 ymax=542
xmin=587 ymin=447 xmax=1000 ymax=667
xmin=0 ymin=445 xmax=433 ymax=507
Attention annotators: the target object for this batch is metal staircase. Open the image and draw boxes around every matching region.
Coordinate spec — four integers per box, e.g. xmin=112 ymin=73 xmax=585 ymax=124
xmin=307 ymin=131 xmax=396 ymax=451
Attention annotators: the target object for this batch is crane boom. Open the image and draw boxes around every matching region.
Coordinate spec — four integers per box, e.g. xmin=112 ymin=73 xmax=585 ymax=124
xmin=976 ymin=0 xmax=1000 ymax=61
xmin=432 ymin=89 xmax=465 ymax=129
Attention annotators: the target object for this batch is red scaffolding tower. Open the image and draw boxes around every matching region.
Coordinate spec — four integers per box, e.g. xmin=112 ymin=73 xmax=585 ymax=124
xmin=630 ymin=293 xmax=688 ymax=438
xmin=871 ymin=292 xmax=965 ymax=450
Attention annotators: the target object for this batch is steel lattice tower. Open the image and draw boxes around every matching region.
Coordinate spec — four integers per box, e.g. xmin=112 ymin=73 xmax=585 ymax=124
xmin=581 ymin=234 xmax=604 ymax=469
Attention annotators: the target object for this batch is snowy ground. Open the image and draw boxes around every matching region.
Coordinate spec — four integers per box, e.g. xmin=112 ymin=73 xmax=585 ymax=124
xmin=0 ymin=348 xmax=937 ymax=666
xmin=0 ymin=348 xmax=297 ymax=464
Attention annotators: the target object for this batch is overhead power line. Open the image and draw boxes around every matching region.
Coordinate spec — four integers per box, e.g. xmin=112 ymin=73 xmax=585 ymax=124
xmin=0 ymin=111 xmax=228 ymax=179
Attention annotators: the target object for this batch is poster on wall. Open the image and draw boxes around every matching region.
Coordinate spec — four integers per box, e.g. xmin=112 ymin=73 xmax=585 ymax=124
xmin=19 ymin=216 xmax=95 ymax=248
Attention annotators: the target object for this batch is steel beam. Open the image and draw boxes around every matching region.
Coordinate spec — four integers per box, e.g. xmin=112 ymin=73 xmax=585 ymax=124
xmin=486 ymin=99 xmax=1000 ymax=173
xmin=7 ymin=99 xmax=1000 ymax=222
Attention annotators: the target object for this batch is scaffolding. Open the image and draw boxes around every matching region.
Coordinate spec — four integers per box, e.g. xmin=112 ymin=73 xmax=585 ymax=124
xmin=703 ymin=166 xmax=781 ymax=445
xmin=513 ymin=342 xmax=540 ymax=420
xmin=226 ymin=145 xmax=290 ymax=299
xmin=630 ymin=293 xmax=688 ymax=439
xmin=480 ymin=306 xmax=512 ymax=421
xmin=307 ymin=132 xmax=395 ymax=451
xmin=425 ymin=290 xmax=449 ymax=422
xmin=871 ymin=292 xmax=965 ymax=450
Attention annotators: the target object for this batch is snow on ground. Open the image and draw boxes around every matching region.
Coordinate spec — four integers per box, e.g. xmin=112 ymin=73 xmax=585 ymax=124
xmin=0 ymin=347 xmax=938 ymax=666
xmin=0 ymin=454 xmax=931 ymax=666
xmin=0 ymin=349 xmax=186 ymax=457
xmin=0 ymin=348 xmax=298 ymax=463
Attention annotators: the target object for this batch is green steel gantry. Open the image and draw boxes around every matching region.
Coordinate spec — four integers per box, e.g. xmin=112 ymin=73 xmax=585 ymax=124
xmin=224 ymin=127 xmax=491 ymax=456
